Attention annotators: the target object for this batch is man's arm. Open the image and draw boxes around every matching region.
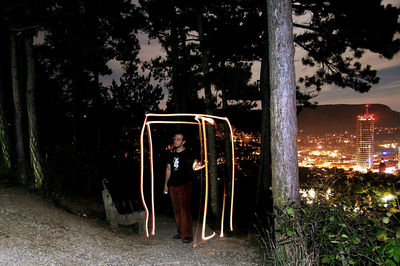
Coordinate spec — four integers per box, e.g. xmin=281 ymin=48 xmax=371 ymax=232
xmin=164 ymin=163 xmax=171 ymax=194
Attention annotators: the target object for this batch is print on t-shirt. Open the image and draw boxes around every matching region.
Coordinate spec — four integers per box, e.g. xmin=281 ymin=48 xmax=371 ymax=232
xmin=173 ymin=156 xmax=179 ymax=170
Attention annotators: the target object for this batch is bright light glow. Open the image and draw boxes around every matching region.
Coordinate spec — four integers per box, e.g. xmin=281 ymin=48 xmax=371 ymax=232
xmin=200 ymin=117 xmax=215 ymax=241
xmin=385 ymin=167 xmax=396 ymax=174
xmin=308 ymin=188 xmax=316 ymax=199
xmin=325 ymin=188 xmax=332 ymax=200
xmin=382 ymin=194 xmax=396 ymax=202
xmin=140 ymin=113 xmax=235 ymax=246
xmin=140 ymin=116 xmax=150 ymax=237
xmin=192 ymin=160 xmax=206 ymax=170
xmin=300 ymin=188 xmax=316 ymax=204
xmin=146 ymin=124 xmax=156 ymax=235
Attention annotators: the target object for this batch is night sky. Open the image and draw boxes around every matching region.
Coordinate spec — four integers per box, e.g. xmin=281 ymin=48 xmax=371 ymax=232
xmin=102 ymin=1 xmax=400 ymax=113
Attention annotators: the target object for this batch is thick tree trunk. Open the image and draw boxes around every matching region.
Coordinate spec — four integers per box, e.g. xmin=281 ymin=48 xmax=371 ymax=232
xmin=171 ymin=13 xmax=184 ymax=113
xmin=0 ymin=59 xmax=12 ymax=168
xmin=257 ymin=0 xmax=272 ymax=205
xmin=72 ymin=81 xmax=78 ymax=148
xmin=268 ymin=0 xmax=298 ymax=209
xmin=94 ymin=73 xmax=102 ymax=149
xmin=10 ymin=32 xmax=28 ymax=185
xmin=268 ymin=0 xmax=299 ymax=261
xmin=25 ymin=35 xmax=45 ymax=190
xmin=198 ymin=14 xmax=220 ymax=221
xmin=219 ymin=62 xmax=233 ymax=222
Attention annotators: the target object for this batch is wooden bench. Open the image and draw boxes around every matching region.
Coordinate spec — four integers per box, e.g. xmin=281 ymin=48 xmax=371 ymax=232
xmin=102 ymin=179 xmax=145 ymax=234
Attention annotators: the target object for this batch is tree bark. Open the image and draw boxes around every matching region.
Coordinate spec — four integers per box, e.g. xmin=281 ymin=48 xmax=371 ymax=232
xmin=25 ymin=34 xmax=45 ymax=190
xmin=267 ymin=0 xmax=299 ymax=261
xmin=94 ymin=73 xmax=102 ymax=149
xmin=0 ymin=60 xmax=12 ymax=168
xmin=0 ymin=112 xmax=11 ymax=168
xmin=72 ymin=81 xmax=78 ymax=149
xmin=268 ymin=0 xmax=298 ymax=208
xmin=171 ymin=11 xmax=184 ymax=113
xmin=198 ymin=13 xmax=220 ymax=221
xmin=257 ymin=0 xmax=272 ymax=205
xmin=10 ymin=32 xmax=28 ymax=185
xmin=219 ymin=62 xmax=233 ymax=224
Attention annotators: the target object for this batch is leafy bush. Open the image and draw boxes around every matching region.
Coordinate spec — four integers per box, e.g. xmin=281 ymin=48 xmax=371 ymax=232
xmin=255 ymin=169 xmax=400 ymax=265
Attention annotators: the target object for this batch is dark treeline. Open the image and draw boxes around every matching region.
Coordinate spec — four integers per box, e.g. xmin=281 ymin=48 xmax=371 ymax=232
xmin=0 ymin=0 xmax=399 ymax=232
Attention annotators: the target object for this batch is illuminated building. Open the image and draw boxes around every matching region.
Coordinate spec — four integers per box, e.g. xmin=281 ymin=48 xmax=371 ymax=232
xmin=398 ymin=147 xmax=400 ymax=170
xmin=378 ymin=158 xmax=386 ymax=173
xmin=356 ymin=105 xmax=375 ymax=170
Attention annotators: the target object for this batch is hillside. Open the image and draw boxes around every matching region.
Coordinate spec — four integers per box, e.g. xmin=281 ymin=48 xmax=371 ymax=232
xmin=0 ymin=181 xmax=260 ymax=264
xmin=297 ymin=104 xmax=400 ymax=134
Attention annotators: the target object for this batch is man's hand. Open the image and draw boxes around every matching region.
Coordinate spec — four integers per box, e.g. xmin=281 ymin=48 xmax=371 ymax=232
xmin=192 ymin=160 xmax=205 ymax=171
xmin=163 ymin=184 xmax=169 ymax=194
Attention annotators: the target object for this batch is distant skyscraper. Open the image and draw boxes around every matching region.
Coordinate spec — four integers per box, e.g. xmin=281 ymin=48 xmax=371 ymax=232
xmin=356 ymin=105 xmax=375 ymax=170
xmin=398 ymin=147 xmax=400 ymax=170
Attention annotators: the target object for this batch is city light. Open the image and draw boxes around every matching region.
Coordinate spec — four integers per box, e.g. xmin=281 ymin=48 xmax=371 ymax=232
xmin=382 ymin=194 xmax=396 ymax=203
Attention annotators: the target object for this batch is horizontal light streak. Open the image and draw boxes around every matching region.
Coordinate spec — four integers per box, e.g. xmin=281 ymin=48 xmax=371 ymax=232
xmin=140 ymin=113 xmax=235 ymax=245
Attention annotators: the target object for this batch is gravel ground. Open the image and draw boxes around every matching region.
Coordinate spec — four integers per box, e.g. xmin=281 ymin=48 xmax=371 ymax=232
xmin=0 ymin=182 xmax=261 ymax=265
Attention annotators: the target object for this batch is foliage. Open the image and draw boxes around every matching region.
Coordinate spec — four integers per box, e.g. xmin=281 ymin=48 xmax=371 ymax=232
xmin=293 ymin=0 xmax=400 ymax=93
xmin=255 ymin=169 xmax=400 ymax=265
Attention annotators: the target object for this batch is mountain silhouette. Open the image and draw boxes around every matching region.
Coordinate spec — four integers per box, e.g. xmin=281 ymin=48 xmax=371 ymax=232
xmin=297 ymin=104 xmax=400 ymax=134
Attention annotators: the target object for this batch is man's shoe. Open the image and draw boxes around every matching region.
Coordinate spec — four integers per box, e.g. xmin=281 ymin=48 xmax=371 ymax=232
xmin=182 ymin=237 xmax=192 ymax=243
xmin=172 ymin=234 xmax=181 ymax=239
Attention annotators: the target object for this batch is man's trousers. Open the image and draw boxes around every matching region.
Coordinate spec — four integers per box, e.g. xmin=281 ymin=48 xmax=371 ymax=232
xmin=170 ymin=182 xmax=192 ymax=240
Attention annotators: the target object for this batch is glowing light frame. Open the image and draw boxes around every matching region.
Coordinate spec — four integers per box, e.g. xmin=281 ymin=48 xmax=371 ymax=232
xmin=140 ymin=113 xmax=235 ymax=243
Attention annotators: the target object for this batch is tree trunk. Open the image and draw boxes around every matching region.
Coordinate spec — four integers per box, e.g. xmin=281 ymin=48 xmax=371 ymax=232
xmin=198 ymin=13 xmax=220 ymax=222
xmin=10 ymin=32 xmax=28 ymax=185
xmin=268 ymin=0 xmax=298 ymax=208
xmin=256 ymin=0 xmax=272 ymax=205
xmin=268 ymin=0 xmax=299 ymax=260
xmin=0 ymin=60 xmax=12 ymax=168
xmin=171 ymin=12 xmax=184 ymax=113
xmin=94 ymin=73 xmax=102 ymax=149
xmin=25 ymin=34 xmax=45 ymax=190
xmin=71 ymin=75 xmax=79 ymax=149
xmin=219 ymin=62 xmax=233 ymax=223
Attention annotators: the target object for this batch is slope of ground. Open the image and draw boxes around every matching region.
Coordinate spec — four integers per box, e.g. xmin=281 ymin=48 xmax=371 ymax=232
xmin=0 ymin=182 xmax=260 ymax=265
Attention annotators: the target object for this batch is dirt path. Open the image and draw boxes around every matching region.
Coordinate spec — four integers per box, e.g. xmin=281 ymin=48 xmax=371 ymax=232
xmin=0 ymin=182 xmax=261 ymax=265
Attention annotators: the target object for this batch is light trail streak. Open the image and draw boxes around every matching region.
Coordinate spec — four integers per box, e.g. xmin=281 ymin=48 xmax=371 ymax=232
xmin=146 ymin=124 xmax=156 ymax=235
xmin=200 ymin=117 xmax=216 ymax=241
xmin=146 ymin=121 xmax=199 ymax=125
xmin=140 ymin=113 xmax=235 ymax=244
xmin=139 ymin=116 xmax=150 ymax=237
xmin=194 ymin=117 xmax=203 ymax=246
xmin=227 ymin=117 xmax=235 ymax=232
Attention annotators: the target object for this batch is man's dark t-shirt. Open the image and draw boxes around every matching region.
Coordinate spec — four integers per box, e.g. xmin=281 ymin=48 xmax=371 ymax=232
xmin=167 ymin=149 xmax=195 ymax=187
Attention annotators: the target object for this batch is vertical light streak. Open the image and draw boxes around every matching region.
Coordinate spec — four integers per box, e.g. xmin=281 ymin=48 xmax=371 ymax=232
xmin=219 ymin=182 xmax=226 ymax=238
xmin=226 ymin=119 xmax=235 ymax=232
xmin=140 ymin=113 xmax=235 ymax=240
xmin=194 ymin=116 xmax=203 ymax=246
xmin=201 ymin=117 xmax=216 ymax=241
xmin=140 ymin=115 xmax=150 ymax=237
xmin=146 ymin=123 xmax=156 ymax=235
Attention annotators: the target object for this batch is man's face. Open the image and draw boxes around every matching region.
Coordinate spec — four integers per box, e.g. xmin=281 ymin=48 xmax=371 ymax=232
xmin=173 ymin=134 xmax=185 ymax=149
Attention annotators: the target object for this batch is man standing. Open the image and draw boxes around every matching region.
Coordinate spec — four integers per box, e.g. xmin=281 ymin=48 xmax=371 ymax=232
xmin=164 ymin=133 xmax=197 ymax=243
